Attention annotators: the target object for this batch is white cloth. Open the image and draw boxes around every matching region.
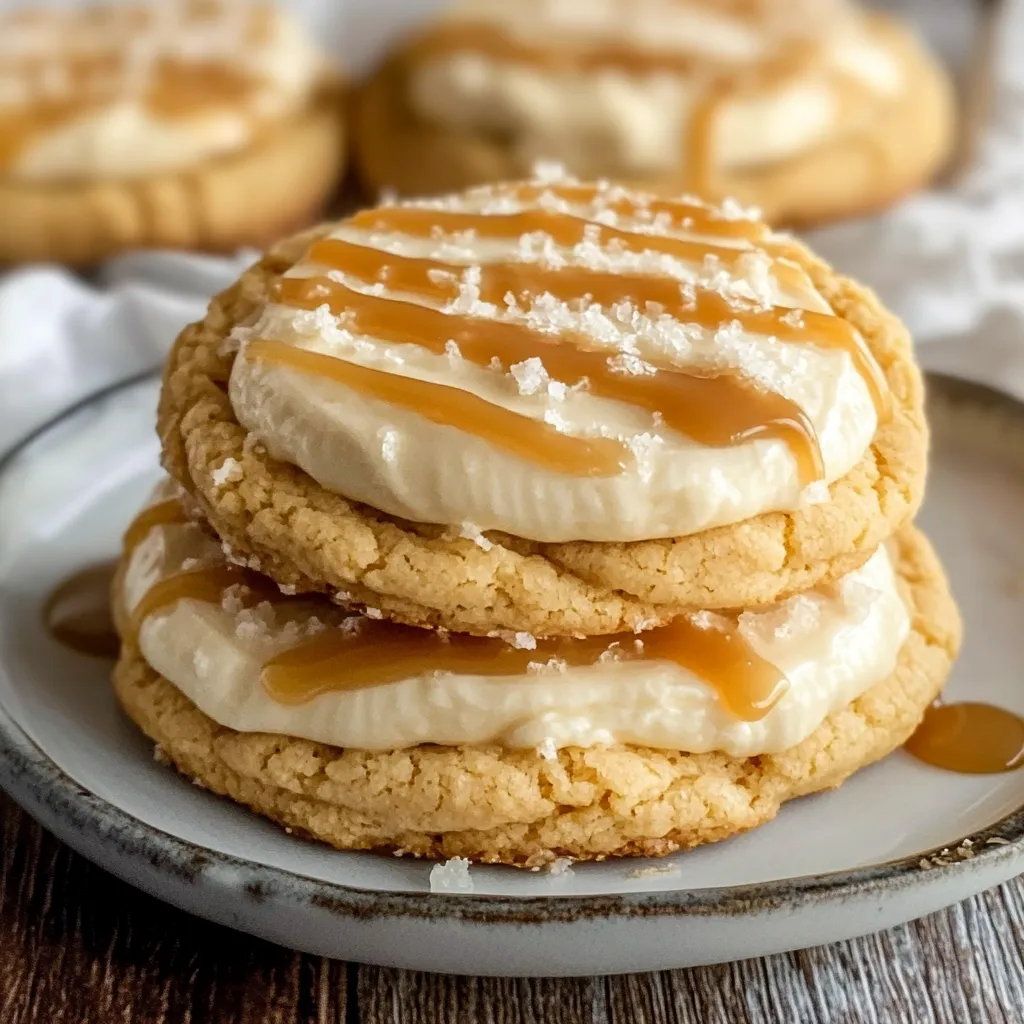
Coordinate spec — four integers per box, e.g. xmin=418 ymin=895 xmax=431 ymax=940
xmin=0 ymin=0 xmax=1018 ymax=454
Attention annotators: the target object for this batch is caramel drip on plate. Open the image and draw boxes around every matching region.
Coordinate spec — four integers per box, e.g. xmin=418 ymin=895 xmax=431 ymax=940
xmin=127 ymin=564 xmax=271 ymax=646
xmin=306 ymin=235 xmax=887 ymax=417
xmin=122 ymin=498 xmax=189 ymax=558
xmin=280 ymin=268 xmax=823 ymax=484
xmin=905 ymin=703 xmax=1024 ymax=775
xmin=245 ymin=339 xmax=630 ymax=477
xmin=43 ymin=561 xmax=120 ymax=659
xmin=262 ymin=614 xmax=788 ymax=722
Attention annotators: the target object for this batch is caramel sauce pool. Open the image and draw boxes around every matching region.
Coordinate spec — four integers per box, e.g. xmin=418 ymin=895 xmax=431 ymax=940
xmin=905 ymin=702 xmax=1024 ymax=775
xmin=43 ymin=561 xmax=120 ymax=659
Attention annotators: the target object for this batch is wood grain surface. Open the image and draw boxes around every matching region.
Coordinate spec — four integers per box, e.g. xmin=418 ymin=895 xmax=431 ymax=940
xmin=2 ymin=791 xmax=1022 ymax=1024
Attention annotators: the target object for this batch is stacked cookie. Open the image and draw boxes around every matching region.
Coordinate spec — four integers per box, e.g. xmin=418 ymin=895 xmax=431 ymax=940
xmin=115 ymin=175 xmax=960 ymax=866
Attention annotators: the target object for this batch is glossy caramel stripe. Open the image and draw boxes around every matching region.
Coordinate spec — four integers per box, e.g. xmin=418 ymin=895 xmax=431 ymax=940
xmin=245 ymin=338 xmax=630 ymax=477
xmin=277 ymin=272 xmax=824 ymax=484
xmin=349 ymin=205 xmax=812 ymax=294
xmin=261 ymin=610 xmax=787 ymax=722
xmin=122 ymin=499 xmax=189 ymax=558
xmin=127 ymin=565 xmax=270 ymax=645
xmin=305 ymin=236 xmax=887 ymax=416
xmin=506 ymin=184 xmax=770 ymax=241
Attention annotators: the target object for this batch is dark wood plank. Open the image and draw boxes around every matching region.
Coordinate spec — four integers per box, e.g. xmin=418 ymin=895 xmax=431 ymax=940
xmin=0 ymin=792 xmax=348 ymax=1024
xmin=4 ymin=787 xmax=1024 ymax=1024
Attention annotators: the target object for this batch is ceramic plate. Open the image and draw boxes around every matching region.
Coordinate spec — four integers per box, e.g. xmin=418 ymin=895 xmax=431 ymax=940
xmin=0 ymin=374 xmax=1022 ymax=977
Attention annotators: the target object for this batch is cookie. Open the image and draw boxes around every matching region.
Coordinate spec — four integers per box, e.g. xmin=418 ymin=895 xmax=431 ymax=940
xmin=113 ymin=525 xmax=961 ymax=866
xmin=351 ymin=12 xmax=953 ymax=227
xmin=158 ymin=220 xmax=926 ymax=636
xmin=0 ymin=1 xmax=346 ymax=265
xmin=0 ymin=100 xmax=345 ymax=266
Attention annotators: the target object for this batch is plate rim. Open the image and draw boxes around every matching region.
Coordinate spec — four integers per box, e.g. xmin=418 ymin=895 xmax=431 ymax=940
xmin=0 ymin=370 xmax=1022 ymax=927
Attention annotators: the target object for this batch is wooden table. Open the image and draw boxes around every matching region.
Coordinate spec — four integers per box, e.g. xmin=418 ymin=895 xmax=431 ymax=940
xmin=3 ymin=792 xmax=1023 ymax=1023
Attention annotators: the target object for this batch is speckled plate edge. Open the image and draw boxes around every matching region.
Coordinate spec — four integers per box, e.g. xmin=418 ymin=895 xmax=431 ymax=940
xmin=0 ymin=372 xmax=1022 ymax=950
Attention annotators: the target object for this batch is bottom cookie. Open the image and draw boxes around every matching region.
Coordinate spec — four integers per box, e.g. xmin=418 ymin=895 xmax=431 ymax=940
xmin=113 ymin=527 xmax=960 ymax=867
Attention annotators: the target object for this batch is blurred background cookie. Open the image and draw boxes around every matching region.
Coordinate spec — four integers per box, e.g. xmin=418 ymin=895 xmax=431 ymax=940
xmin=0 ymin=0 xmax=347 ymax=265
xmin=351 ymin=0 xmax=955 ymax=224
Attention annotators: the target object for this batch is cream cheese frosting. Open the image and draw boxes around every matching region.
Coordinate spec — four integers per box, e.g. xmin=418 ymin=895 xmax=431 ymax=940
xmin=403 ymin=0 xmax=902 ymax=178
xmin=228 ymin=176 xmax=882 ymax=543
xmin=0 ymin=1 xmax=326 ymax=182
xmin=122 ymin=486 xmax=910 ymax=756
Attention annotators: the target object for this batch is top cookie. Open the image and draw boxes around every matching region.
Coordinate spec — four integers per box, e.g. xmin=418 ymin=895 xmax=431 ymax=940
xmin=351 ymin=0 xmax=953 ymax=224
xmin=159 ymin=177 xmax=926 ymax=636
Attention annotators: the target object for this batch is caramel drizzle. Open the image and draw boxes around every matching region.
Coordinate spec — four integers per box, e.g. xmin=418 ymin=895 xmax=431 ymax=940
xmin=123 ymin=560 xmax=788 ymax=723
xmin=349 ymin=205 xmax=756 ymax=270
xmin=279 ymin=266 xmax=822 ymax=485
xmin=127 ymin=564 xmax=271 ymax=646
xmin=122 ymin=498 xmax=189 ymax=558
xmin=505 ymin=184 xmax=770 ymax=242
xmin=246 ymin=339 xmax=630 ymax=477
xmin=351 ymin=204 xmax=815 ymax=300
xmin=305 ymin=234 xmax=887 ymax=417
xmin=262 ymin=199 xmax=887 ymax=482
xmin=261 ymin=612 xmax=788 ymax=723
xmin=404 ymin=18 xmax=820 ymax=78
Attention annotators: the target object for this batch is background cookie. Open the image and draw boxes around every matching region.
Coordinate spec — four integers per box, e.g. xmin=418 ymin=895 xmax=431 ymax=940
xmin=352 ymin=14 xmax=953 ymax=226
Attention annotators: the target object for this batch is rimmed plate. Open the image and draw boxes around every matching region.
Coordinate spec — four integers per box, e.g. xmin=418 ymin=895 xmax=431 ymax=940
xmin=0 ymin=374 xmax=1022 ymax=977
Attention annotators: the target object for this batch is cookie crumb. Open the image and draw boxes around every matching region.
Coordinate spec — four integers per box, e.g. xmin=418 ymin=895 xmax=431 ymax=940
xmin=429 ymin=857 xmax=474 ymax=893
xmin=628 ymin=864 xmax=681 ymax=879
xmin=986 ymin=837 xmax=1011 ymax=846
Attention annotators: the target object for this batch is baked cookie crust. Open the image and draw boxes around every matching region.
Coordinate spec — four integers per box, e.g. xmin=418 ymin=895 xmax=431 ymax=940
xmin=351 ymin=15 xmax=953 ymax=227
xmin=157 ymin=223 xmax=927 ymax=636
xmin=0 ymin=95 xmax=346 ymax=267
xmin=114 ymin=525 xmax=961 ymax=867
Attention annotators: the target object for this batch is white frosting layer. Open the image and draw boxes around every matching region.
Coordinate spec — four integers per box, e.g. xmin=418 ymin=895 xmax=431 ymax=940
xmin=406 ymin=1 xmax=902 ymax=176
xmin=229 ymin=181 xmax=879 ymax=543
xmin=1 ymin=2 xmax=325 ymax=181
xmin=124 ymin=503 xmax=909 ymax=756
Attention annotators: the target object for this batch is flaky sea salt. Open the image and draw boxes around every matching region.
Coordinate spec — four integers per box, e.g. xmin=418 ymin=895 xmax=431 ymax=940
xmin=459 ymin=521 xmax=494 ymax=551
xmin=429 ymin=858 xmax=474 ymax=893
xmin=378 ymin=427 xmax=400 ymax=464
xmin=211 ymin=457 xmax=243 ymax=487
xmin=536 ymin=736 xmax=558 ymax=761
xmin=799 ymin=481 xmax=830 ymax=507
xmin=548 ymin=858 xmax=574 ymax=877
